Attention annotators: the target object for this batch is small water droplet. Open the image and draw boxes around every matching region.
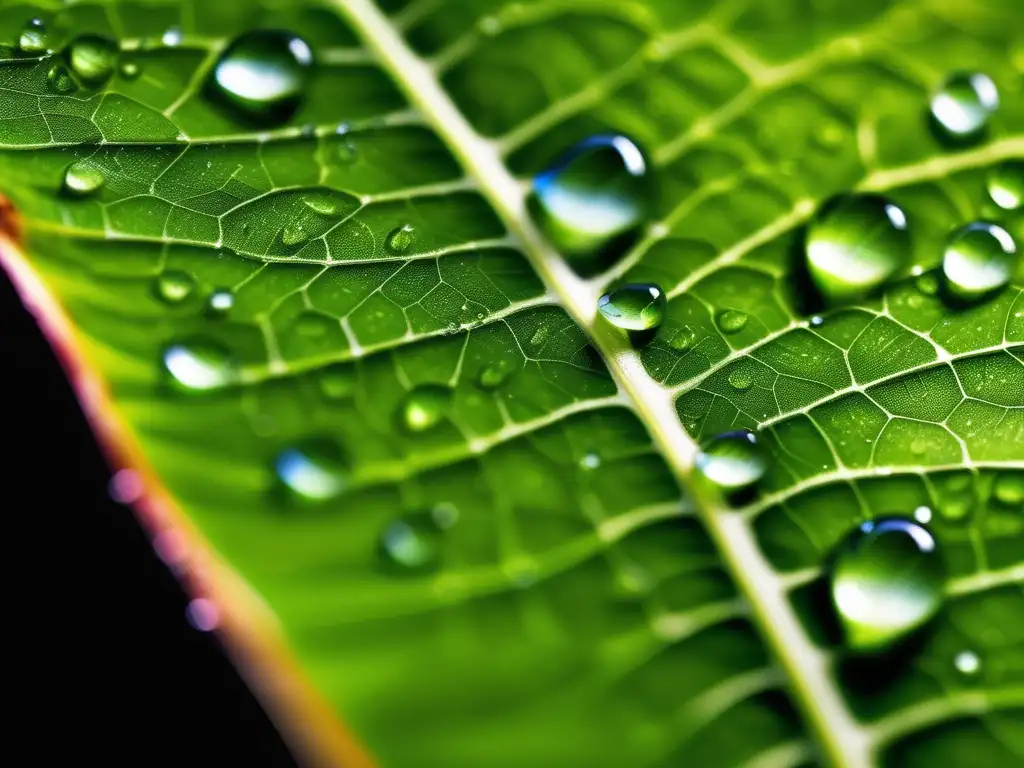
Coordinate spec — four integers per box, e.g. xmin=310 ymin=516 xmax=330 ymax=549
xmin=915 ymin=272 xmax=939 ymax=296
xmin=119 ymin=59 xmax=140 ymax=79
xmin=529 ymin=325 xmax=549 ymax=348
xmin=401 ymin=386 xmax=450 ymax=432
xmin=580 ymin=452 xmax=601 ymax=470
xmin=805 ymin=194 xmax=910 ymax=303
xmin=669 ymin=325 xmax=697 ymax=351
xmin=716 ymin=309 xmax=748 ymax=334
xmin=281 ymin=220 xmax=309 ymax=246
xmin=275 ymin=437 xmax=349 ymax=501
xmin=207 ymin=288 xmax=234 ymax=314
xmin=829 ymin=517 xmax=944 ymax=653
xmin=695 ymin=430 xmax=767 ymax=496
xmin=318 ymin=364 xmax=355 ymax=399
xmin=162 ymin=340 xmax=238 ymax=392
xmin=477 ymin=359 xmax=513 ymax=390
xmin=913 ymin=505 xmax=933 ymax=524
xmin=986 ymin=160 xmax=1023 ymax=211
xmin=386 ymin=224 xmax=415 ymax=254
xmin=47 ymin=63 xmax=78 ymax=93
xmin=953 ymin=649 xmax=981 ymax=676
xmin=208 ymin=30 xmax=314 ymax=124
xmin=910 ymin=438 xmax=928 ymax=456
xmin=336 ymin=135 xmax=358 ymax=164
xmin=156 ymin=270 xmax=195 ymax=303
xmin=303 ymin=193 xmax=340 ymax=215
xmin=63 ymin=161 xmax=105 ymax=196
xmin=380 ymin=511 xmax=449 ymax=571
xmin=930 ymin=72 xmax=999 ymax=141
xmin=993 ymin=472 xmax=1024 ymax=507
xmin=597 ymin=283 xmax=666 ymax=332
xmin=728 ymin=368 xmax=753 ymax=391
xmin=65 ymin=33 xmax=119 ymax=85
xmin=941 ymin=221 xmax=1018 ymax=302
xmin=162 ymin=26 xmax=183 ymax=46
xmin=529 ymin=134 xmax=652 ymax=262
xmin=810 ymin=315 xmax=824 ymax=327
xmin=18 ymin=18 xmax=48 ymax=54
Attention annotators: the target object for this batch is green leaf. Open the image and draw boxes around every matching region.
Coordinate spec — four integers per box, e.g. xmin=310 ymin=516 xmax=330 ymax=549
xmin=1 ymin=1 xmax=1022 ymax=766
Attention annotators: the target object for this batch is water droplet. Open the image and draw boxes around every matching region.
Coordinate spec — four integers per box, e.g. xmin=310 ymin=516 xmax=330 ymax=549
xmin=119 ymin=59 xmax=140 ymax=79
xmin=401 ymin=386 xmax=450 ymax=432
xmin=185 ymin=598 xmax=219 ymax=632
xmin=695 ymin=430 xmax=767 ymax=495
xmin=993 ymin=472 xmax=1024 ymax=507
xmin=380 ymin=511 xmax=449 ymax=572
xmin=913 ymin=505 xmax=933 ymax=524
xmin=986 ymin=160 xmax=1023 ymax=211
xmin=941 ymin=221 xmax=1018 ymax=302
xmin=206 ymin=289 xmax=234 ymax=314
xmin=478 ymin=359 xmax=513 ymax=390
xmin=953 ymin=649 xmax=981 ymax=676
xmin=728 ymin=368 xmax=753 ymax=391
xmin=810 ymin=315 xmax=824 ymax=327
xmin=162 ymin=341 xmax=238 ymax=392
xmin=274 ymin=438 xmax=349 ymax=501
xmin=47 ymin=63 xmax=78 ymax=93
xmin=597 ymin=283 xmax=666 ymax=332
xmin=18 ymin=18 xmax=48 ymax=54
xmin=829 ymin=517 xmax=944 ymax=653
xmin=529 ymin=134 xmax=652 ymax=261
xmin=716 ymin=309 xmax=748 ymax=334
xmin=930 ymin=72 xmax=999 ymax=140
xmin=318 ymin=364 xmax=355 ymax=399
xmin=208 ymin=30 xmax=314 ymax=124
xmin=669 ymin=325 xmax=697 ymax=351
xmin=65 ymin=33 xmax=119 ymax=85
xmin=303 ymin=193 xmax=340 ymax=215
xmin=336 ymin=128 xmax=358 ymax=164
xmin=281 ymin=220 xmax=309 ymax=246
xmin=156 ymin=270 xmax=195 ymax=303
xmin=63 ymin=161 xmax=105 ymax=196
xmin=580 ymin=452 xmax=601 ymax=470
xmin=162 ymin=26 xmax=183 ymax=46
xmin=529 ymin=325 xmax=549 ymax=348
xmin=805 ymin=194 xmax=910 ymax=303
xmin=915 ymin=272 xmax=939 ymax=296
xmin=386 ymin=224 xmax=415 ymax=254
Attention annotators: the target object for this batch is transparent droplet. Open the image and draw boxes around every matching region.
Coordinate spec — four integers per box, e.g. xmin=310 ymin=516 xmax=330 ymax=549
xmin=579 ymin=452 xmax=601 ymax=470
xmin=810 ymin=315 xmax=824 ymax=327
xmin=119 ymin=59 xmax=140 ymax=79
xmin=986 ymin=160 xmax=1023 ymax=211
xmin=930 ymin=72 xmax=999 ymax=140
xmin=805 ymin=194 xmax=910 ymax=303
xmin=941 ymin=221 xmax=1018 ymax=302
xmin=597 ymin=283 xmax=666 ymax=332
xmin=386 ymin=224 xmax=415 ymax=254
xmin=207 ymin=289 xmax=234 ymax=314
xmin=161 ymin=26 xmax=183 ymax=46
xmin=913 ymin=505 xmax=933 ymax=524
xmin=380 ymin=511 xmax=449 ymax=572
xmin=477 ymin=359 xmax=513 ymax=390
xmin=162 ymin=340 xmax=238 ymax=392
xmin=281 ymin=220 xmax=309 ymax=246
xmin=829 ymin=517 xmax=944 ymax=653
xmin=716 ymin=309 xmax=748 ymax=334
xmin=401 ymin=385 xmax=450 ymax=432
xmin=318 ymin=364 xmax=355 ymax=399
xmin=915 ymin=272 xmax=940 ymax=296
xmin=208 ymin=30 xmax=314 ymax=124
xmin=528 ymin=134 xmax=652 ymax=262
xmin=65 ymin=33 xmax=119 ymax=85
xmin=274 ymin=437 xmax=349 ymax=501
xmin=63 ymin=161 xmax=105 ymax=196
xmin=303 ymin=193 xmax=340 ymax=215
xmin=156 ymin=270 xmax=195 ymax=303
xmin=18 ymin=18 xmax=48 ymax=54
xmin=954 ymin=650 xmax=981 ymax=676
xmin=695 ymin=430 xmax=767 ymax=495
xmin=993 ymin=472 xmax=1024 ymax=507
xmin=47 ymin=63 xmax=78 ymax=93
xmin=669 ymin=325 xmax=697 ymax=351
xmin=728 ymin=368 xmax=753 ymax=391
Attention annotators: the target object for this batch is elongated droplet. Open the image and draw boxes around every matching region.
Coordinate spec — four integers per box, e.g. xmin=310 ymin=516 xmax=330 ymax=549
xmin=18 ymin=18 xmax=48 ymax=53
xmin=386 ymin=224 xmax=415 ymax=254
xmin=695 ymin=430 xmax=767 ymax=495
xmin=275 ymin=438 xmax=348 ymax=501
xmin=401 ymin=386 xmax=450 ymax=432
xmin=380 ymin=509 xmax=454 ymax=571
xmin=303 ymin=193 xmax=340 ymax=215
xmin=598 ymin=283 xmax=666 ymax=331
xmin=162 ymin=341 xmax=238 ymax=392
xmin=993 ymin=472 xmax=1024 ymax=507
xmin=529 ymin=325 xmax=549 ymax=348
xmin=208 ymin=30 xmax=314 ymax=124
xmin=478 ymin=360 xmax=513 ymax=390
xmin=529 ymin=134 xmax=652 ymax=263
xmin=66 ymin=33 xmax=119 ymax=84
xmin=986 ymin=160 xmax=1023 ymax=211
xmin=47 ymin=63 xmax=78 ymax=93
xmin=716 ymin=309 xmax=748 ymax=334
xmin=207 ymin=289 xmax=234 ymax=314
xmin=941 ymin=221 xmax=1017 ymax=302
xmin=830 ymin=517 xmax=944 ymax=654
xmin=930 ymin=72 xmax=999 ymax=140
xmin=156 ymin=270 xmax=195 ymax=303
xmin=806 ymin=194 xmax=910 ymax=303
xmin=63 ymin=161 xmax=105 ymax=196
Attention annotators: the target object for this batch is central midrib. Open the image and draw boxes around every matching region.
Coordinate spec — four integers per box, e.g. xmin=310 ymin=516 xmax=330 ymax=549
xmin=334 ymin=1 xmax=872 ymax=765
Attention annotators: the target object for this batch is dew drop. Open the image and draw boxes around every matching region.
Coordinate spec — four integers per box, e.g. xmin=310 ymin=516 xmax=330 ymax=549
xmin=274 ymin=437 xmax=349 ymax=501
xmin=281 ymin=220 xmax=310 ymax=246
xmin=986 ymin=160 xmax=1023 ymax=211
xmin=63 ymin=161 xmax=105 ymax=196
xmin=208 ymin=30 xmax=314 ymax=124
xmin=728 ymin=368 xmax=753 ymax=391
xmin=915 ymin=272 xmax=940 ymax=296
xmin=47 ymin=63 xmax=78 ymax=93
xmin=65 ymin=33 xmax=119 ymax=85
xmin=930 ymin=72 xmax=999 ymax=141
xmin=810 ymin=315 xmax=824 ymax=327
xmin=695 ymin=430 xmax=767 ymax=496
xmin=669 ymin=325 xmax=697 ymax=351
xmin=805 ymin=194 xmax=910 ymax=303
xmin=478 ymin=359 xmax=513 ymax=390
xmin=401 ymin=385 xmax=450 ymax=432
xmin=380 ymin=510 xmax=452 ymax=571
xmin=953 ymin=649 xmax=981 ymax=676
xmin=529 ymin=134 xmax=652 ymax=262
xmin=597 ymin=283 xmax=666 ymax=332
xmin=716 ymin=309 xmax=748 ymax=334
xmin=162 ymin=340 xmax=238 ymax=392
xmin=579 ymin=452 xmax=601 ymax=470
xmin=156 ymin=270 xmax=195 ymax=303
xmin=119 ymin=59 xmax=140 ymax=79
xmin=829 ymin=517 xmax=944 ymax=653
xmin=941 ymin=221 xmax=1018 ymax=302
xmin=207 ymin=288 xmax=234 ymax=314
xmin=993 ymin=472 xmax=1024 ymax=507
xmin=913 ymin=505 xmax=933 ymax=524
xmin=303 ymin=193 xmax=340 ymax=215
xmin=386 ymin=224 xmax=415 ymax=254
xmin=18 ymin=18 xmax=48 ymax=54
xmin=162 ymin=26 xmax=183 ymax=46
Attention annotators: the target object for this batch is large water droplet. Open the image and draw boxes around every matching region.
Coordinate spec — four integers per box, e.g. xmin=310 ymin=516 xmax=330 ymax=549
xmin=162 ymin=341 xmax=238 ymax=392
xmin=156 ymin=270 xmax=195 ymax=304
xmin=208 ymin=30 xmax=314 ymax=124
xmin=303 ymin=193 xmax=340 ymax=216
xmin=47 ymin=63 xmax=78 ymax=93
xmin=379 ymin=508 xmax=455 ymax=572
xmin=805 ymin=194 xmax=911 ymax=303
xmin=477 ymin=359 xmax=513 ymax=390
xmin=597 ymin=283 xmax=666 ymax=332
xmin=695 ymin=430 xmax=767 ymax=496
xmin=401 ymin=386 xmax=450 ymax=432
xmin=386 ymin=224 xmax=415 ymax=254
xmin=941 ymin=221 xmax=1018 ymax=302
xmin=275 ymin=438 xmax=348 ymax=501
xmin=986 ymin=161 xmax=1023 ymax=211
xmin=65 ymin=33 xmax=119 ymax=85
xmin=930 ymin=72 xmax=999 ymax=140
xmin=716 ymin=309 xmax=748 ymax=334
xmin=63 ymin=161 xmax=105 ymax=196
xmin=829 ymin=517 xmax=944 ymax=653
xmin=993 ymin=472 xmax=1024 ymax=507
xmin=18 ymin=18 xmax=48 ymax=54
xmin=529 ymin=134 xmax=652 ymax=263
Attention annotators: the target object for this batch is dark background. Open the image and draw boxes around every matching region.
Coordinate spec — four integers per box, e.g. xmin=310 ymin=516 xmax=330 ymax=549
xmin=4 ymin=267 xmax=297 ymax=766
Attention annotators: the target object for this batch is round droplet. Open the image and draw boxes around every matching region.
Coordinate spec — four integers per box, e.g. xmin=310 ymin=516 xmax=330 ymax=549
xmin=47 ymin=63 xmax=78 ymax=93
xmin=63 ymin=161 xmax=105 ymax=196
xmin=941 ymin=221 xmax=1018 ymax=302
xmin=162 ymin=26 xmax=183 ymax=46
xmin=597 ymin=283 xmax=666 ymax=332
xmin=18 ymin=18 xmax=48 ymax=54
xmin=281 ymin=220 xmax=309 ymax=246
xmin=915 ymin=272 xmax=940 ymax=296
xmin=930 ymin=72 xmax=999 ymax=140
xmin=529 ymin=134 xmax=653 ymax=261
xmin=716 ymin=309 xmax=748 ymax=334
xmin=379 ymin=511 xmax=449 ymax=572
xmin=274 ymin=437 xmax=349 ymax=501
xmin=386 ymin=224 xmax=415 ymax=254
xmin=120 ymin=59 xmax=140 ymax=79
xmin=986 ymin=160 xmax=1023 ymax=211
xmin=829 ymin=517 xmax=944 ymax=654
xmin=579 ymin=452 xmax=601 ymax=470
xmin=318 ymin=364 xmax=355 ymax=399
xmin=695 ymin=430 xmax=767 ymax=495
xmin=65 ymin=33 xmax=119 ymax=85
xmin=954 ymin=650 xmax=981 ymax=676
xmin=993 ymin=472 xmax=1024 ymax=507
xmin=401 ymin=386 xmax=450 ymax=432
xmin=810 ymin=315 xmax=824 ymax=327
xmin=208 ymin=30 xmax=314 ymax=124
xmin=728 ymin=368 xmax=753 ymax=391
xmin=478 ymin=359 xmax=513 ymax=390
xmin=805 ymin=194 xmax=911 ymax=303
xmin=156 ymin=270 xmax=195 ymax=303
xmin=207 ymin=289 xmax=234 ymax=314
xmin=162 ymin=341 xmax=238 ymax=392
xmin=913 ymin=505 xmax=933 ymax=524
xmin=669 ymin=325 xmax=697 ymax=351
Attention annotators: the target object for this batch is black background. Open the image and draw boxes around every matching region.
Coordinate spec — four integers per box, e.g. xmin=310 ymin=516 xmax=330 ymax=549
xmin=3 ymin=267 xmax=297 ymax=766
